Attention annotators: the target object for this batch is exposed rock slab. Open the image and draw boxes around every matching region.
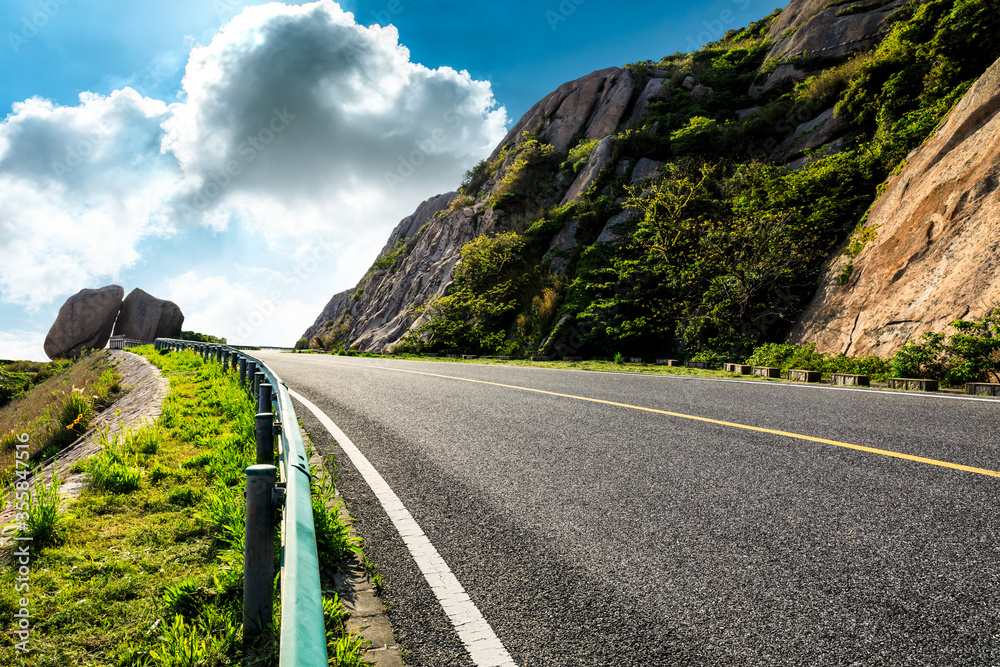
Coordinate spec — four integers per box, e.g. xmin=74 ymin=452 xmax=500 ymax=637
xmin=765 ymin=0 xmax=910 ymax=60
xmin=561 ymin=135 xmax=615 ymax=204
xmin=779 ymin=107 xmax=851 ymax=157
xmin=627 ymin=78 xmax=668 ymax=127
xmin=490 ymin=68 xmax=634 ymax=157
xmin=631 ymin=158 xmax=664 ymax=185
xmin=788 ymin=55 xmax=1000 ymax=357
xmin=44 ymin=285 xmax=124 ymax=359
xmin=113 ymin=288 xmax=184 ymax=341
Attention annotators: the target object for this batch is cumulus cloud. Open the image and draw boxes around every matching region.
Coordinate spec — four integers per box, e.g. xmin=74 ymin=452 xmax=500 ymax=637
xmin=0 ymin=0 xmax=507 ymax=347
xmin=0 ymin=89 xmax=177 ymax=306
xmin=162 ymin=0 xmax=507 ymax=237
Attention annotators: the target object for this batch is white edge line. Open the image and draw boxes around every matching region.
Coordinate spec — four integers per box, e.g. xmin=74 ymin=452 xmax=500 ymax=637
xmin=287 ymin=388 xmax=517 ymax=667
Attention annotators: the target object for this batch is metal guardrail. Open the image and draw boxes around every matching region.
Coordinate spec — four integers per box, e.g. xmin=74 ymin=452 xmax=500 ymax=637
xmin=153 ymin=338 xmax=327 ymax=665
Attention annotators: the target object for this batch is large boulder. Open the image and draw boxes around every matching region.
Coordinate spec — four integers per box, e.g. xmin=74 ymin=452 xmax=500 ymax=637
xmin=788 ymin=55 xmax=1000 ymax=357
xmin=44 ymin=285 xmax=124 ymax=359
xmin=113 ymin=288 xmax=184 ymax=341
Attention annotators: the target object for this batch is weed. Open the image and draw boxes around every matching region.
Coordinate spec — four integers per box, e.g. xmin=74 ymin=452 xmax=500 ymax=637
xmin=161 ymin=577 xmax=204 ymax=619
xmin=88 ymin=428 xmax=142 ymax=493
xmin=12 ymin=467 xmax=75 ymax=548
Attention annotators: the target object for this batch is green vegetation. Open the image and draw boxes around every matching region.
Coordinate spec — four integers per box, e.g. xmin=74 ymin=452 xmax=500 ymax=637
xmin=0 ymin=359 xmax=72 ymax=410
xmin=369 ymin=240 xmax=408 ymax=273
xmin=0 ymin=352 xmax=122 ymax=487
xmin=177 ymin=331 xmax=228 ymax=344
xmin=890 ymin=309 xmax=1000 ymax=386
xmin=400 ymin=0 xmax=1000 ymax=365
xmin=0 ymin=347 xmax=370 ymax=666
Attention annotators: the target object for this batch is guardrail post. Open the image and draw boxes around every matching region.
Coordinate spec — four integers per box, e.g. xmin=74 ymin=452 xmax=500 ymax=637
xmin=254 ymin=372 xmax=265 ymax=403
xmin=255 ymin=410 xmax=274 ymax=465
xmin=244 ymin=464 xmax=277 ymax=640
xmin=239 ymin=358 xmax=248 ymax=385
xmin=246 ymin=362 xmax=258 ymax=396
xmin=258 ymin=382 xmax=273 ymax=414
xmin=230 ymin=351 xmax=239 ymax=374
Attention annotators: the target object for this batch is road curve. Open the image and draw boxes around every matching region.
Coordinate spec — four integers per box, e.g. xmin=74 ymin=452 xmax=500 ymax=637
xmin=256 ymin=351 xmax=1000 ymax=666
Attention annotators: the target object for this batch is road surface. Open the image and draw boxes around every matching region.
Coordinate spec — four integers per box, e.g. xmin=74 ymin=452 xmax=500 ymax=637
xmin=255 ymin=351 xmax=1000 ymax=666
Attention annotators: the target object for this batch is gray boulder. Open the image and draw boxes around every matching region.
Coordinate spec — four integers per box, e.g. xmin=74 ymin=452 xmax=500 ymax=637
xmin=112 ymin=288 xmax=184 ymax=341
xmin=44 ymin=285 xmax=124 ymax=359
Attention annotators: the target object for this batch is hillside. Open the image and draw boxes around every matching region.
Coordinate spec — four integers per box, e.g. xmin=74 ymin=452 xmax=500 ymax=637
xmin=303 ymin=0 xmax=1000 ymax=362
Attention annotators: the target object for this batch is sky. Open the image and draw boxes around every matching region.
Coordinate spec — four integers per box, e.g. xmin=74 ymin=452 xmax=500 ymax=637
xmin=0 ymin=0 xmax=782 ymax=361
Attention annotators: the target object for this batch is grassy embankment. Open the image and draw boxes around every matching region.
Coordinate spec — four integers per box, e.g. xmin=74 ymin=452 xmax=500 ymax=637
xmin=0 ymin=347 xmax=371 ymax=666
xmin=0 ymin=353 xmax=122 ymax=488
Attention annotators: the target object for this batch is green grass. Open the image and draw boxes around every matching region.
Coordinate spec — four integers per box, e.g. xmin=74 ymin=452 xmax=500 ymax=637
xmin=0 ymin=347 xmax=370 ymax=666
xmin=0 ymin=352 xmax=122 ymax=486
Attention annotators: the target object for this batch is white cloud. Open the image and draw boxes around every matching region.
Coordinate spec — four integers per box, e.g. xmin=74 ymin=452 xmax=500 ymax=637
xmin=0 ymin=89 xmax=178 ymax=307
xmin=0 ymin=331 xmax=47 ymax=363
xmin=161 ymin=0 xmax=506 ymax=238
xmin=0 ymin=0 xmax=507 ymax=347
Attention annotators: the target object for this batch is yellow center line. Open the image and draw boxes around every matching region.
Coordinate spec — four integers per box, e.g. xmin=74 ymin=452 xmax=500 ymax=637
xmin=331 ymin=359 xmax=1000 ymax=479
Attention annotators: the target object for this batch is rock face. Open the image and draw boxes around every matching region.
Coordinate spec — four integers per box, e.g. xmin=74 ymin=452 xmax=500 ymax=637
xmin=490 ymin=68 xmax=635 ymax=157
xmin=753 ymin=0 xmax=914 ymax=96
xmin=306 ymin=65 xmax=677 ymax=351
xmin=561 ymin=135 xmax=615 ymax=204
xmin=113 ymin=288 xmax=184 ymax=341
xmin=788 ymin=55 xmax=1000 ymax=357
xmin=765 ymin=0 xmax=910 ymax=60
xmin=44 ymin=285 xmax=124 ymax=359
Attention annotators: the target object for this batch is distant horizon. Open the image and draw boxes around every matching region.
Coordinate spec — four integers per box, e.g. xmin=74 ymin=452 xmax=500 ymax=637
xmin=0 ymin=0 xmax=781 ymax=361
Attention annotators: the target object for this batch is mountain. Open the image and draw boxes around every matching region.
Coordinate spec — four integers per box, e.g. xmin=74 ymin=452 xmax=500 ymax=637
xmin=303 ymin=0 xmax=1000 ymax=361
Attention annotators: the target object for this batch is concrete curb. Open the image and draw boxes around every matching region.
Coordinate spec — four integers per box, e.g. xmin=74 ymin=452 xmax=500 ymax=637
xmin=303 ymin=433 xmax=404 ymax=667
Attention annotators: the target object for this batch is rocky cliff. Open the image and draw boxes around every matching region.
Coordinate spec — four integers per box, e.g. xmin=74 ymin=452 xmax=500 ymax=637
xmin=788 ymin=54 xmax=1000 ymax=356
xmin=303 ymin=66 xmax=673 ymax=351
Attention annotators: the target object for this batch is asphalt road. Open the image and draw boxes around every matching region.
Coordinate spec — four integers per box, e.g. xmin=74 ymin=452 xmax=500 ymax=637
xmin=255 ymin=351 xmax=1000 ymax=666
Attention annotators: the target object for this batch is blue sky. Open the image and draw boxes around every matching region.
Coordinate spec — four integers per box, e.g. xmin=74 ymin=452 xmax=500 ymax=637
xmin=0 ymin=0 xmax=781 ymax=360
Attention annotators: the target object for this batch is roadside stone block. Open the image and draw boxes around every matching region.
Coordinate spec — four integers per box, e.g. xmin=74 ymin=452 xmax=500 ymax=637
xmin=831 ymin=373 xmax=870 ymax=387
xmin=787 ymin=369 xmax=821 ymax=383
xmin=461 ymin=355 xmax=478 ymax=360
xmin=531 ymin=355 xmax=552 ymax=362
xmin=966 ymin=382 xmax=1000 ymax=396
xmin=685 ymin=361 xmax=712 ymax=369
xmin=887 ymin=378 xmax=939 ymax=392
xmin=628 ymin=357 xmax=643 ymax=364
xmin=656 ymin=359 xmax=679 ymax=366
xmin=752 ymin=366 xmax=781 ymax=378
xmin=562 ymin=356 xmax=583 ymax=361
